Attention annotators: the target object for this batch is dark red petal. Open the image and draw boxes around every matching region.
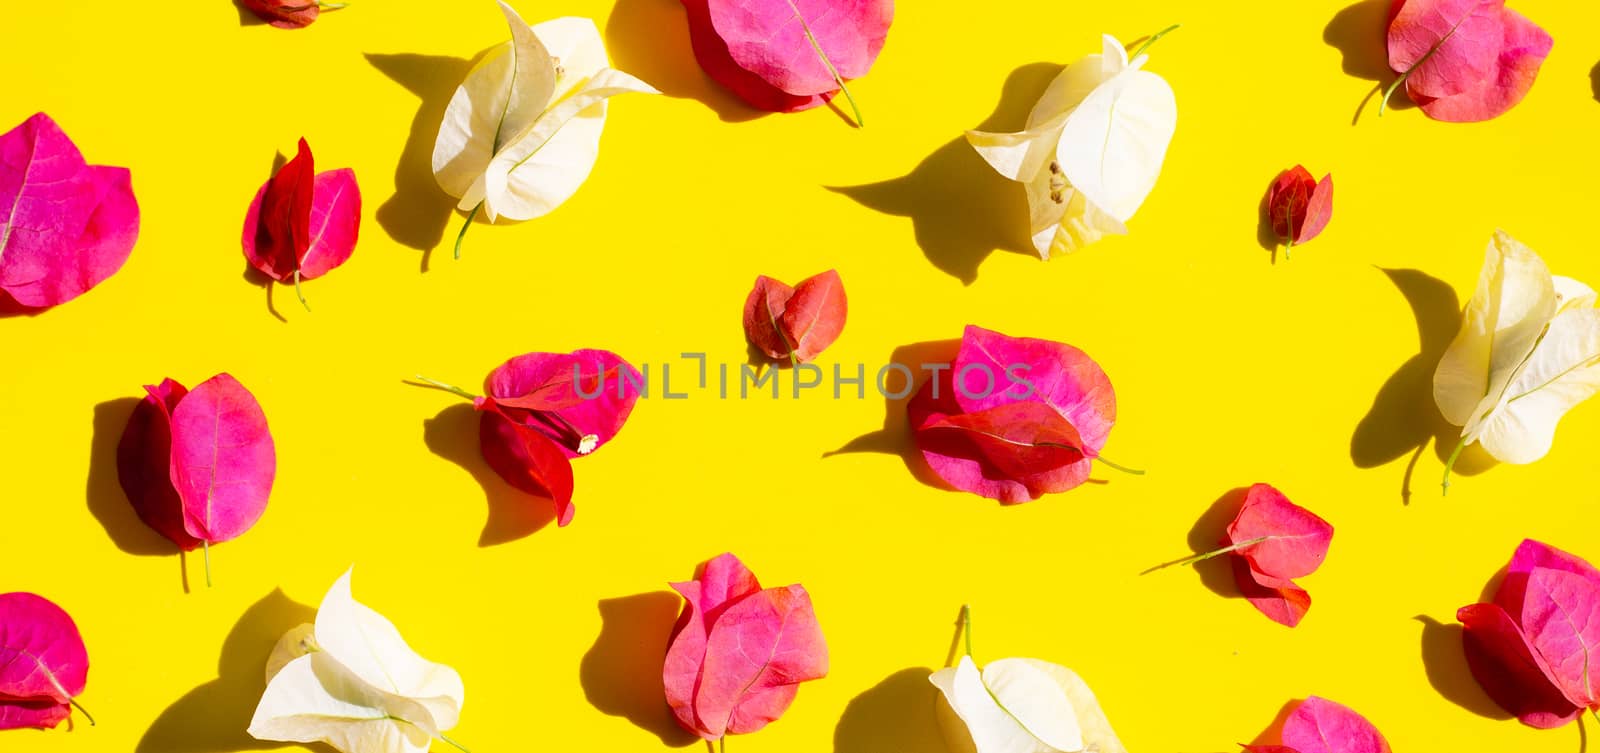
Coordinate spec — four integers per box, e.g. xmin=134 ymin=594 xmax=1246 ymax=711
xmin=1458 ymin=602 xmax=1580 ymax=728
xmin=1233 ymin=558 xmax=1311 ymax=628
xmin=116 ymin=379 xmax=201 ymax=551
xmin=478 ymin=410 xmax=576 ymax=526
xmin=742 ymin=275 xmax=796 ymax=361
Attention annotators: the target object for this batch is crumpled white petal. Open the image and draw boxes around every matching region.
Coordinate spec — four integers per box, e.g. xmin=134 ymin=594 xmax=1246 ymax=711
xmin=1434 ymin=230 xmax=1600 ymax=470
xmin=432 ymin=1 xmax=657 ymax=226
xmin=248 ymin=569 xmax=465 ymax=753
xmin=965 ymin=34 xmax=1175 ymax=259
xmin=929 ymin=656 xmax=1127 ymax=753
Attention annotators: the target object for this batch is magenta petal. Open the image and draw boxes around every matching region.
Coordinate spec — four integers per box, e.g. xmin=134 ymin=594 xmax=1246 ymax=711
xmin=680 ymin=0 xmax=832 ymax=113
xmin=1458 ymin=602 xmax=1580 ymax=728
xmin=1281 ymin=697 xmax=1391 ymax=753
xmin=1388 ymin=0 xmax=1503 ymax=99
xmin=1227 ymin=484 xmax=1334 ymax=581
xmin=695 ymin=584 xmax=827 ymax=737
xmin=663 ymin=554 xmax=765 ymax=739
xmin=0 ymin=699 xmax=71 ymax=731
xmin=0 ymin=113 xmax=138 ymax=309
xmin=1413 ymin=8 xmax=1551 ymax=123
xmin=703 ymin=0 xmax=892 ymax=97
xmin=1520 ymin=567 xmax=1600 ymax=708
xmin=298 ymin=168 xmax=361 ymax=279
xmin=1495 ymin=539 xmax=1600 ymax=621
xmin=0 ymin=593 xmax=88 ymax=715
xmin=951 ymin=325 xmax=1116 ymax=454
xmin=116 ymin=378 xmax=202 ymax=551
xmin=910 ymin=368 xmax=1088 ymax=503
xmin=168 ymin=374 xmax=275 ymax=543
xmin=476 ymin=410 xmax=576 ymax=525
xmin=485 ymin=350 xmax=642 ymax=458
xmin=1233 ymin=558 xmax=1311 ymax=628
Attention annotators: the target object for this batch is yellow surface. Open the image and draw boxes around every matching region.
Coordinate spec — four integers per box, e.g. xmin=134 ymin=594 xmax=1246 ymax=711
xmin=3 ymin=0 xmax=1599 ymax=751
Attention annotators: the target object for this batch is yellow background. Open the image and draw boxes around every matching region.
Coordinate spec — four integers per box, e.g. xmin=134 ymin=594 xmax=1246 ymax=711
xmin=3 ymin=0 xmax=1598 ymax=751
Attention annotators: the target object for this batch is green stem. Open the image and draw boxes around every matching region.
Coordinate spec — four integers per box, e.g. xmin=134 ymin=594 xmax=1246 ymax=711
xmin=1441 ymin=436 xmax=1467 ymax=496
xmin=202 ymin=540 xmax=213 ymax=588
xmin=782 ymin=0 xmax=864 ymax=127
xmin=719 ymin=736 xmax=727 ymax=753
xmin=292 ymin=269 xmax=310 ymax=312
xmin=437 ymin=733 xmax=471 ymax=753
xmin=320 ymin=2 xmax=349 ymax=8
xmin=410 ymin=376 xmax=480 ymax=402
xmin=1131 ymin=24 xmax=1181 ymax=59
xmin=454 ymin=203 xmax=482 ymax=261
xmin=69 ymin=698 xmax=96 ymax=726
xmin=1141 ymin=536 xmax=1270 ymax=575
xmin=1093 ymin=455 xmax=1146 ymax=476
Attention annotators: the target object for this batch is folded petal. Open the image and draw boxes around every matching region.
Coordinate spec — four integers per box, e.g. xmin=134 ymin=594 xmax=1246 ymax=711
xmin=248 ymin=654 xmax=433 ymax=753
xmin=313 ymin=569 xmax=465 ymax=733
xmin=117 ymin=378 xmax=201 ymax=551
xmin=1434 ymin=230 xmax=1556 ymax=428
xmin=1475 ymin=309 xmax=1600 ymax=464
xmin=1520 ymin=567 xmax=1600 ymax=708
xmin=1498 ymin=539 xmax=1600 ymax=616
xmin=1055 ymin=68 xmax=1176 ymax=223
xmin=1233 ymin=559 xmax=1311 ymax=628
xmin=1458 ymin=602 xmax=1579 ymax=728
xmin=981 ymin=658 xmax=1084 ymax=752
xmin=694 ymin=585 xmax=826 ymax=737
xmin=930 ymin=656 xmax=1056 ymax=753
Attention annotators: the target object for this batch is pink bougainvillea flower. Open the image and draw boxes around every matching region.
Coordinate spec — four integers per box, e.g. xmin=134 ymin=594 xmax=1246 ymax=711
xmin=908 ymin=325 xmax=1126 ymax=504
xmin=1243 ymin=696 xmax=1391 ymax=753
xmin=742 ymin=270 xmax=847 ymax=364
xmin=0 ymin=113 xmax=139 ymax=311
xmin=663 ymin=553 xmax=827 ymax=741
xmin=1382 ymin=0 xmax=1552 ymax=122
xmin=680 ymin=0 xmax=894 ymax=123
xmin=0 ymin=593 xmax=93 ymax=730
xmin=1264 ymin=166 xmax=1332 ymax=258
xmin=115 ymin=374 xmax=276 ymax=586
xmin=414 ymin=350 xmax=642 ymax=527
xmin=1147 ymin=484 xmax=1333 ymax=627
xmin=1458 ymin=539 xmax=1600 ymax=728
xmin=241 ymin=138 xmax=361 ymax=311
xmin=241 ymin=0 xmax=348 ymax=29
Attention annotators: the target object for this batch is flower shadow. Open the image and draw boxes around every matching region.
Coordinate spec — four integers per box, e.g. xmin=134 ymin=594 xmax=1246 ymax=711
xmin=231 ymin=0 xmax=268 ymax=26
xmin=422 ymin=403 xmax=556 ymax=546
xmin=1324 ymin=0 xmax=1415 ymax=124
xmin=823 ymin=339 xmax=960 ymax=493
xmin=1414 ymin=614 xmax=1513 ymax=721
xmin=827 ymin=63 xmax=1058 ymax=284
xmin=1349 ymin=268 xmax=1494 ymax=504
xmin=1167 ymin=486 xmax=1249 ymax=599
xmin=365 ymin=52 xmax=476 ymax=267
xmin=86 ymin=397 xmax=179 ymax=558
xmin=579 ymin=592 xmax=699 ymax=747
xmin=136 ymin=589 xmax=316 ymax=753
xmin=604 ymin=0 xmax=765 ymax=122
xmin=833 ymin=667 xmax=946 ymax=753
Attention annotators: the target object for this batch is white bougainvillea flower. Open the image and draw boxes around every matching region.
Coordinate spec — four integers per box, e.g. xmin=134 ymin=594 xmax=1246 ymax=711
xmin=1434 ymin=230 xmax=1600 ymax=492
xmin=248 ymin=569 xmax=467 ymax=753
xmin=929 ymin=656 xmax=1127 ymax=753
xmin=967 ymin=30 xmax=1177 ymax=259
xmin=432 ymin=1 xmax=657 ymax=257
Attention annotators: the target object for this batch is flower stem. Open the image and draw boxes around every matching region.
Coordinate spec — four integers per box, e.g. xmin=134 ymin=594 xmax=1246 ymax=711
xmin=1140 ymin=536 xmax=1270 ymax=575
xmin=292 ymin=269 xmax=310 ymax=312
xmin=69 ymin=698 xmax=95 ymax=726
xmin=202 ymin=540 xmax=213 ymax=588
xmin=1441 ymin=436 xmax=1467 ymax=496
xmin=719 ymin=737 xmax=727 ymax=753
xmin=410 ymin=376 xmax=480 ymax=402
xmin=782 ymin=0 xmax=864 ymax=127
xmin=454 ymin=203 xmax=482 ymax=261
xmin=438 ymin=734 xmax=471 ymax=753
xmin=1093 ymin=455 xmax=1146 ymax=475
xmin=1131 ymin=24 xmax=1181 ymax=59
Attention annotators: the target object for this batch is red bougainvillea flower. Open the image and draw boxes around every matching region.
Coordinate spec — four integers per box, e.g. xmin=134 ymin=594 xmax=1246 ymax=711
xmin=908 ymin=325 xmax=1129 ymax=504
xmin=743 ymin=270 xmax=847 ymax=364
xmin=1147 ymin=484 xmax=1333 ymax=627
xmin=1264 ymin=166 xmax=1332 ymax=259
xmin=115 ymin=374 xmax=276 ymax=586
xmin=0 ymin=593 xmax=93 ymax=730
xmin=680 ymin=0 xmax=894 ymax=123
xmin=1243 ymin=696 xmax=1391 ymax=753
xmin=1382 ymin=0 xmax=1551 ymax=122
xmin=1458 ymin=539 xmax=1600 ymax=728
xmin=241 ymin=0 xmax=347 ymax=29
xmin=0 ymin=113 xmax=139 ymax=311
xmin=414 ymin=350 xmax=642 ymax=526
xmin=241 ymin=138 xmax=360 ymax=311
xmin=663 ymin=553 xmax=828 ymax=741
